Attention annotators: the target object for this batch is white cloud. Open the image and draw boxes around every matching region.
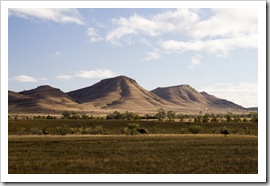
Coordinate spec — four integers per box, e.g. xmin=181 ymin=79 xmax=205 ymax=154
xmin=106 ymin=26 xmax=137 ymax=46
xmin=57 ymin=75 xmax=71 ymax=81
xmin=152 ymin=8 xmax=200 ymax=33
xmin=9 ymin=8 xmax=84 ymax=25
xmin=144 ymin=52 xmax=160 ymax=61
xmin=87 ymin=27 xmax=104 ymax=43
xmin=189 ymin=55 xmax=201 ymax=69
xmin=203 ymin=82 xmax=258 ymax=108
xmin=14 ymin=75 xmax=38 ymax=83
xmin=160 ymin=34 xmax=257 ymax=57
xmin=106 ymin=9 xmax=199 ymax=46
xmin=190 ymin=9 xmax=257 ymax=39
xmin=76 ymin=69 xmax=117 ymax=79
xmin=104 ymin=8 xmax=257 ymax=58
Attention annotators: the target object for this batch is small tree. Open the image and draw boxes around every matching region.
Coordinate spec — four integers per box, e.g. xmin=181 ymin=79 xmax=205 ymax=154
xmin=202 ymin=113 xmax=210 ymax=123
xmin=167 ymin=111 xmax=176 ymax=121
xmin=81 ymin=114 xmax=90 ymax=120
xmin=226 ymin=113 xmax=233 ymax=122
xmin=106 ymin=111 xmax=123 ymax=120
xmin=155 ymin=108 xmax=166 ymax=121
xmin=178 ymin=114 xmax=184 ymax=122
xmin=211 ymin=116 xmax=219 ymax=123
xmin=250 ymin=113 xmax=258 ymax=122
xmin=196 ymin=115 xmax=203 ymax=123
xmin=62 ymin=111 xmax=71 ymax=119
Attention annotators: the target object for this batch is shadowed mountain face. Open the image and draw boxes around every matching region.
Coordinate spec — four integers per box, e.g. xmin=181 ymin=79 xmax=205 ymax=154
xmin=9 ymin=76 xmax=246 ymax=114
xmin=9 ymin=91 xmax=38 ymax=108
xmin=68 ymin=76 xmax=178 ymax=112
xmin=151 ymin=85 xmax=244 ymax=109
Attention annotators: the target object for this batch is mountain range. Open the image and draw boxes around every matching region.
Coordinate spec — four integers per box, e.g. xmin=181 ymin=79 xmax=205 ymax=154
xmin=9 ymin=75 xmax=246 ymax=115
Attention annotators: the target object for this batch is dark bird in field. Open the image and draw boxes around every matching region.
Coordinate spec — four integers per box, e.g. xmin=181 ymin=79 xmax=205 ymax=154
xmin=137 ymin=128 xmax=147 ymax=134
xmin=220 ymin=129 xmax=230 ymax=136
xmin=42 ymin=128 xmax=49 ymax=135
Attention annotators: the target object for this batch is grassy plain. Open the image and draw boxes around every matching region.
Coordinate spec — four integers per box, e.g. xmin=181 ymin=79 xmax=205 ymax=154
xmin=8 ymin=119 xmax=258 ymax=174
xmin=9 ymin=134 xmax=257 ymax=174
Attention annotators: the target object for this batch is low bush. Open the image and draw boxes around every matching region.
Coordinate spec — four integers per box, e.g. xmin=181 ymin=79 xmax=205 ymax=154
xmin=16 ymin=127 xmax=26 ymax=135
xmin=30 ymin=128 xmax=43 ymax=135
xmin=93 ymin=125 xmax=103 ymax=134
xmin=189 ymin=125 xmax=204 ymax=134
xmin=55 ymin=126 xmax=69 ymax=135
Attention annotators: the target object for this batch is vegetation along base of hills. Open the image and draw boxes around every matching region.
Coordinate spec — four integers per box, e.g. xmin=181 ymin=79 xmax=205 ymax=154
xmin=9 ymin=119 xmax=258 ymax=136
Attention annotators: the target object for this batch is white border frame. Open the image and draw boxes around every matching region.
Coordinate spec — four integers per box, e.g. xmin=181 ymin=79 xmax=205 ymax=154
xmin=1 ymin=1 xmax=266 ymax=183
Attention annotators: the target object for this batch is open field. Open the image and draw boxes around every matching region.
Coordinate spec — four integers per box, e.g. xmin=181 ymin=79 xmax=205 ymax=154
xmin=8 ymin=119 xmax=258 ymax=174
xmin=9 ymin=134 xmax=257 ymax=174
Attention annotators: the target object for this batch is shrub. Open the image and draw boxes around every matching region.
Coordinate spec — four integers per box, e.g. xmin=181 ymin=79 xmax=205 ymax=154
xmin=30 ymin=127 xmax=43 ymax=135
xmin=93 ymin=125 xmax=103 ymax=134
xmin=189 ymin=125 xmax=204 ymax=134
xmin=69 ymin=127 xmax=78 ymax=134
xmin=243 ymin=118 xmax=248 ymax=122
xmin=46 ymin=115 xmax=55 ymax=119
xmin=122 ymin=123 xmax=140 ymax=135
xmin=79 ymin=127 xmax=92 ymax=134
xmin=244 ymin=126 xmax=250 ymax=135
xmin=226 ymin=113 xmax=232 ymax=122
xmin=16 ymin=127 xmax=26 ymax=135
xmin=55 ymin=126 xmax=69 ymax=135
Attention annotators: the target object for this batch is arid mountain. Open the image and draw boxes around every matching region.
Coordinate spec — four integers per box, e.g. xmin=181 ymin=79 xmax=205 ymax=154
xmin=9 ymin=90 xmax=38 ymax=109
xmin=9 ymin=85 xmax=81 ymax=113
xmin=200 ymin=91 xmax=244 ymax=109
xmin=9 ymin=76 xmax=247 ymax=115
xmin=68 ymin=76 xmax=178 ymax=112
xmin=151 ymin=85 xmax=244 ymax=110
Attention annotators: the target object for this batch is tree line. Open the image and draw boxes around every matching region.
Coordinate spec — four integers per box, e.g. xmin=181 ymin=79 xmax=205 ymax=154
xmin=8 ymin=109 xmax=258 ymax=122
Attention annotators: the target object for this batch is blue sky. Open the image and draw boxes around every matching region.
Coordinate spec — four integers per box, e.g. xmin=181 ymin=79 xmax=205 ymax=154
xmin=8 ymin=8 xmax=258 ymax=107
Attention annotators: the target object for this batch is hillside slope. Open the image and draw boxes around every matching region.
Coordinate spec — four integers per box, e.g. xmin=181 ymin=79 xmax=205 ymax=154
xmin=151 ymin=85 xmax=244 ymax=110
xmin=68 ymin=76 xmax=179 ymax=112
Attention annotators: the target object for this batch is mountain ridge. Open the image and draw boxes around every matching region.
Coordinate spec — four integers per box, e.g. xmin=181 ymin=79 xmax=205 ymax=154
xmin=9 ymin=75 xmax=247 ymax=114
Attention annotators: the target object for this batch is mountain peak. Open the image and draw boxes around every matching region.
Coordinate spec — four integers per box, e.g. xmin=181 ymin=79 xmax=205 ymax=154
xmin=101 ymin=75 xmax=136 ymax=83
xmin=36 ymin=85 xmax=55 ymax=90
xmin=68 ymin=75 xmax=176 ymax=111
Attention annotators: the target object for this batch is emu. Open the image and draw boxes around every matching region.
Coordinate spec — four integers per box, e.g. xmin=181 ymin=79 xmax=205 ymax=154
xmin=220 ymin=129 xmax=230 ymax=136
xmin=42 ymin=128 xmax=49 ymax=135
xmin=137 ymin=128 xmax=147 ymax=134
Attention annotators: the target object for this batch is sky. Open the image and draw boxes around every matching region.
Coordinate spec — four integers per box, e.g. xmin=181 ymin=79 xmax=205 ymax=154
xmin=8 ymin=8 xmax=258 ymax=107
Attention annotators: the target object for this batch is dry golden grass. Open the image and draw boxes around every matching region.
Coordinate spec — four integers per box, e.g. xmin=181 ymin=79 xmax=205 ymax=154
xmin=9 ymin=134 xmax=257 ymax=174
